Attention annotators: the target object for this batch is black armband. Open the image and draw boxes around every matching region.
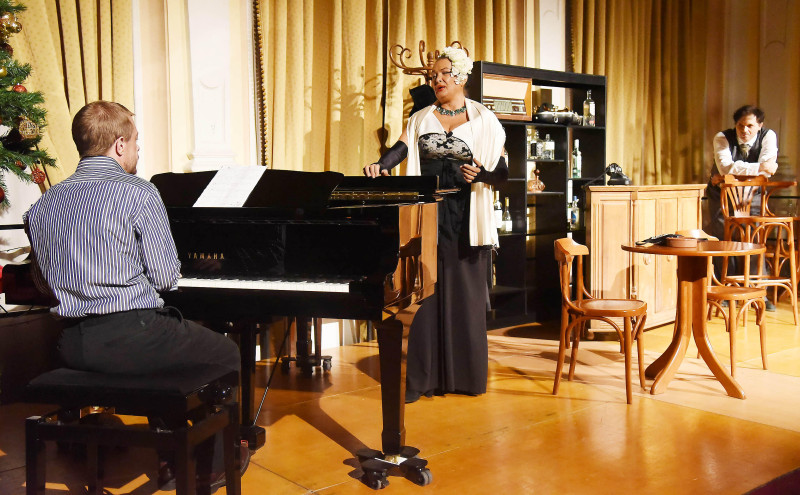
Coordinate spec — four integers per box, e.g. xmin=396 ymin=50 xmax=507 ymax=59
xmin=474 ymin=156 xmax=509 ymax=186
xmin=377 ymin=141 xmax=408 ymax=171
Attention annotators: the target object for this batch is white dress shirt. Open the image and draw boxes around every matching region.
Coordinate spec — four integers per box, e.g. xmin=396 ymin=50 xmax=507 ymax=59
xmin=713 ymin=129 xmax=778 ymax=177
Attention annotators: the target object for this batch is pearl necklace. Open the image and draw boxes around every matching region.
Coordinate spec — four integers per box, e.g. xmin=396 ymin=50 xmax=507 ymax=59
xmin=435 ymin=105 xmax=467 ymax=117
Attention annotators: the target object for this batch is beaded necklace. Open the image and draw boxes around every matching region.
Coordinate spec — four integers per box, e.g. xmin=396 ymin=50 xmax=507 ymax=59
xmin=435 ymin=105 xmax=467 ymax=117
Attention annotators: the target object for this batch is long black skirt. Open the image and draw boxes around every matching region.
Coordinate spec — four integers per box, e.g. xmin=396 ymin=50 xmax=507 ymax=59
xmin=405 ymin=238 xmax=490 ymax=399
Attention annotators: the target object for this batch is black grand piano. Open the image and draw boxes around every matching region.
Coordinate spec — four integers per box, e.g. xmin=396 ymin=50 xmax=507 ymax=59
xmin=151 ymin=169 xmax=441 ymax=488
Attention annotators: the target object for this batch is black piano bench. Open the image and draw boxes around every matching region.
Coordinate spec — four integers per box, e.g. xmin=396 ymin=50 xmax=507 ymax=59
xmin=24 ymin=365 xmax=241 ymax=495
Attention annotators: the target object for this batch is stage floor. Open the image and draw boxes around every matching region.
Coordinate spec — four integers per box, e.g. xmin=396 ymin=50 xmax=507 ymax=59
xmin=2 ymin=300 xmax=800 ymax=494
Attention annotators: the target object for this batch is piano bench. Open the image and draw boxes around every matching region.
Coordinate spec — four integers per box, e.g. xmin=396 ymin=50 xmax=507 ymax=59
xmin=24 ymin=365 xmax=241 ymax=495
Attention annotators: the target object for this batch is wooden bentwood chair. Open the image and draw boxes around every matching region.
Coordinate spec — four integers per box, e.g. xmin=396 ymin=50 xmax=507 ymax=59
xmin=720 ymin=175 xmax=798 ymax=326
xmin=553 ymin=238 xmax=647 ymax=404
xmin=677 ymin=229 xmax=768 ymax=377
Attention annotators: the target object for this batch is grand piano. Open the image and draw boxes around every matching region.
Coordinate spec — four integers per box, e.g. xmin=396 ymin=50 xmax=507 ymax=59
xmin=151 ymin=169 xmax=441 ymax=488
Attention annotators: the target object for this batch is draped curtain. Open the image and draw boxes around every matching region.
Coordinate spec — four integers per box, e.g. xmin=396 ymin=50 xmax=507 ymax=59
xmin=570 ymin=0 xmax=711 ymax=185
xmin=14 ymin=0 xmax=134 ymax=185
xmin=256 ymin=0 xmax=518 ymax=176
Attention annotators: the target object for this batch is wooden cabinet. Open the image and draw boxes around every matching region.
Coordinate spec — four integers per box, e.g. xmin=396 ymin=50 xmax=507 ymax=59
xmin=464 ymin=61 xmax=607 ymax=328
xmin=586 ymin=184 xmax=706 ymax=329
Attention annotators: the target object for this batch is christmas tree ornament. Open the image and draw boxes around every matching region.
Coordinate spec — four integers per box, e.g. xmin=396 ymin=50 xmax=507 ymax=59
xmin=15 ymin=160 xmax=23 ymax=169
xmin=0 ymin=13 xmax=12 ymax=32
xmin=12 ymin=83 xmax=26 ymax=92
xmin=18 ymin=116 xmax=37 ymax=139
xmin=0 ymin=65 xmax=7 ymax=77
xmin=31 ymin=168 xmax=46 ymax=185
xmin=0 ymin=42 xmax=11 ymax=55
xmin=8 ymin=20 xmax=21 ymax=34
xmin=0 ymin=186 xmax=5 ymax=203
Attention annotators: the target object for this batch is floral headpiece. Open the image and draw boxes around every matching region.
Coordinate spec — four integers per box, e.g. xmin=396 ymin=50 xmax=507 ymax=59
xmin=438 ymin=46 xmax=473 ymax=85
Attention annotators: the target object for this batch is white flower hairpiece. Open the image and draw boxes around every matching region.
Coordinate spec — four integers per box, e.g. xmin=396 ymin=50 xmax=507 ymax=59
xmin=439 ymin=46 xmax=473 ymax=85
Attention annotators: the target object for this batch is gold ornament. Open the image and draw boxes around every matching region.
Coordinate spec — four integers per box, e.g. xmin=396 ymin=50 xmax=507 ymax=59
xmin=0 ymin=13 xmax=12 ymax=35
xmin=8 ymin=21 xmax=21 ymax=33
xmin=0 ymin=66 xmax=7 ymax=78
xmin=18 ymin=116 xmax=39 ymax=140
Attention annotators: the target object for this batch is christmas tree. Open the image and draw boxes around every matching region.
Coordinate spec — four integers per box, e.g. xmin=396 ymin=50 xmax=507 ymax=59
xmin=0 ymin=0 xmax=56 ymax=206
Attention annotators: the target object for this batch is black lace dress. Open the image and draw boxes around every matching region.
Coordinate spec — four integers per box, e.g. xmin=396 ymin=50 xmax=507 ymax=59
xmin=405 ymin=130 xmax=492 ymax=401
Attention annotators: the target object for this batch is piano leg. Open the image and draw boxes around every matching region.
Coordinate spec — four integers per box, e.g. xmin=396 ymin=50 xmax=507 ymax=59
xmin=356 ymin=302 xmax=432 ymax=488
xmin=282 ymin=317 xmax=332 ymax=376
xmin=233 ymin=321 xmax=266 ymax=449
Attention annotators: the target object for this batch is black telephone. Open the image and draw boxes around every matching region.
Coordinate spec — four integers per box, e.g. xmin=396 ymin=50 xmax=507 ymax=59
xmin=635 ymin=234 xmax=681 ymax=246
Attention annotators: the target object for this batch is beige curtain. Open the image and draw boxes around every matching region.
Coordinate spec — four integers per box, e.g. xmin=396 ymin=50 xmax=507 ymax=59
xmin=14 ymin=0 xmax=134 ymax=185
xmin=571 ymin=0 xmax=710 ymax=185
xmin=257 ymin=0 xmax=517 ymax=176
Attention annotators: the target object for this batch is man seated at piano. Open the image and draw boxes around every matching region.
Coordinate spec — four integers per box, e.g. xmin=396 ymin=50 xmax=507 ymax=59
xmin=364 ymin=47 xmax=507 ymax=403
xmin=23 ymin=100 xmax=246 ymax=489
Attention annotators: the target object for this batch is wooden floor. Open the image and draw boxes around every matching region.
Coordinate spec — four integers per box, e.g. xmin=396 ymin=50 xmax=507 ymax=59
xmin=3 ymin=301 xmax=800 ymax=494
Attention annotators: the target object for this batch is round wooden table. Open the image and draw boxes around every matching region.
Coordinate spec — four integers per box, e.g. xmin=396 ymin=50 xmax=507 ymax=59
xmin=622 ymin=240 xmax=765 ymax=399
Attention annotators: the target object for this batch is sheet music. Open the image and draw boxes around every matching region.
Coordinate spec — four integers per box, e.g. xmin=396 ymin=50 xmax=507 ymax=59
xmin=193 ymin=166 xmax=266 ymax=207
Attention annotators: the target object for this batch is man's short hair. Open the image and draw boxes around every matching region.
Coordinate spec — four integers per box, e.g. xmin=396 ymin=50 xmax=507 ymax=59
xmin=72 ymin=101 xmax=135 ymax=158
xmin=733 ymin=105 xmax=765 ymax=124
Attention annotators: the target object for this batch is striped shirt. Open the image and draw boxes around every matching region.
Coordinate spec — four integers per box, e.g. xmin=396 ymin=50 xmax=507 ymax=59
xmin=24 ymin=156 xmax=180 ymax=317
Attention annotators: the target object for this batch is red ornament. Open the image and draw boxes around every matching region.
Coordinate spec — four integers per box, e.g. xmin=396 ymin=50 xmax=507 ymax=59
xmin=0 ymin=42 xmax=11 ymax=55
xmin=15 ymin=159 xmax=24 ymax=169
xmin=0 ymin=186 xmax=5 ymax=202
xmin=31 ymin=168 xmax=46 ymax=184
xmin=12 ymin=84 xmax=26 ymax=93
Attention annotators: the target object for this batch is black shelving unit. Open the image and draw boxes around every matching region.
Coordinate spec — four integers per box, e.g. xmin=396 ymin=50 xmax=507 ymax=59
xmin=465 ymin=61 xmax=607 ymax=329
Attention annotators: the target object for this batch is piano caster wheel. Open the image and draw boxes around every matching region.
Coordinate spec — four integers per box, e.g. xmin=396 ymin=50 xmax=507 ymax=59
xmin=322 ymin=358 xmax=332 ymax=372
xmin=361 ymin=460 xmax=389 ymax=490
xmin=405 ymin=468 xmax=433 ymax=486
xmin=280 ymin=358 xmax=291 ymax=374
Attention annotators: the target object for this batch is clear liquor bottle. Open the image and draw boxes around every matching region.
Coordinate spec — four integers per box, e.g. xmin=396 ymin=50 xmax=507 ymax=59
xmin=571 ymin=139 xmax=582 ymax=178
xmin=569 ymin=196 xmax=580 ymax=230
xmin=532 ymin=129 xmax=544 ymax=158
xmin=502 ymin=197 xmax=512 ymax=233
xmin=583 ymin=90 xmax=596 ymax=126
xmin=494 ymin=191 xmax=503 ymax=229
xmin=544 ymin=134 xmax=555 ymax=160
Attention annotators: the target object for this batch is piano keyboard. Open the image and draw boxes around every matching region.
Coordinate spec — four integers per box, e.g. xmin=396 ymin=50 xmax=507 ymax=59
xmin=177 ymin=277 xmax=350 ymax=293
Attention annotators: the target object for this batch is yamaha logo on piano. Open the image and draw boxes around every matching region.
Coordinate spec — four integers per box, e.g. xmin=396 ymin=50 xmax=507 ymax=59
xmin=188 ymin=252 xmax=225 ymax=260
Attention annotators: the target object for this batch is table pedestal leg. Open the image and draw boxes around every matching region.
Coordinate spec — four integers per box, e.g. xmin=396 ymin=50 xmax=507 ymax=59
xmin=647 ymin=259 xmax=694 ymax=394
xmin=645 ymin=304 xmax=681 ymax=380
xmin=647 ymin=256 xmax=745 ymax=399
xmin=691 ymin=271 xmax=746 ymax=399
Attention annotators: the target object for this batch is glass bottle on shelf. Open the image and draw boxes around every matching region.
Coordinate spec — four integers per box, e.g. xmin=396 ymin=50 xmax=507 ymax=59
xmin=526 ymin=127 xmax=534 ymax=159
xmin=543 ymin=134 xmax=555 ymax=160
xmin=532 ymin=129 xmax=544 ymax=158
xmin=494 ymin=190 xmax=503 ymax=229
xmin=569 ymin=196 xmax=580 ymax=230
xmin=571 ymin=139 xmax=582 ymax=178
xmin=528 ymin=168 xmax=545 ymax=193
xmin=502 ymin=196 xmax=512 ymax=233
xmin=583 ymin=90 xmax=596 ymax=126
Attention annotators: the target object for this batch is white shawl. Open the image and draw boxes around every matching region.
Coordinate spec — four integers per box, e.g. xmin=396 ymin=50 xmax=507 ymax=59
xmin=405 ymin=98 xmax=506 ymax=247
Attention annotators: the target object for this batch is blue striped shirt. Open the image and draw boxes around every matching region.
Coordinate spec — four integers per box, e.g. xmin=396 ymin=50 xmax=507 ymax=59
xmin=24 ymin=156 xmax=180 ymax=317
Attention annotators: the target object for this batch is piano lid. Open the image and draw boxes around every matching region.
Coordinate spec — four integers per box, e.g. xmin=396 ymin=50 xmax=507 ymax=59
xmin=151 ymin=169 xmax=344 ymax=209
